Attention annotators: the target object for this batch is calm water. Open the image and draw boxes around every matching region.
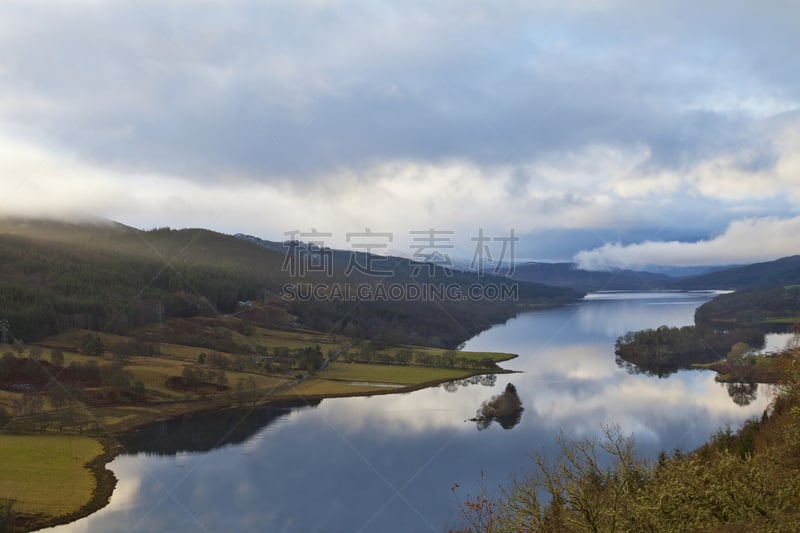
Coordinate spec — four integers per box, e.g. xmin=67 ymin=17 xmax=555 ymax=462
xmin=47 ymin=292 xmax=775 ymax=533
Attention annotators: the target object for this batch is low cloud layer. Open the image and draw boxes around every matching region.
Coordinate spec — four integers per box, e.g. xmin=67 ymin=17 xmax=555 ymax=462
xmin=574 ymin=216 xmax=800 ymax=270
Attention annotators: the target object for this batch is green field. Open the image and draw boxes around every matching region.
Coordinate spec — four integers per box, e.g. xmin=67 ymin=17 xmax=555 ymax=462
xmin=126 ymin=358 xmax=289 ymax=398
xmin=284 ymin=361 xmax=497 ymax=398
xmin=407 ymin=347 xmax=517 ymax=362
xmin=283 ymin=379 xmax=389 ymax=397
xmin=763 ymin=316 xmax=800 ymax=324
xmin=0 ymin=435 xmax=103 ymax=518
xmin=249 ymin=326 xmax=346 ymax=350
xmin=319 ymin=362 xmax=478 ymax=385
xmin=3 ymin=323 xmax=516 ymax=436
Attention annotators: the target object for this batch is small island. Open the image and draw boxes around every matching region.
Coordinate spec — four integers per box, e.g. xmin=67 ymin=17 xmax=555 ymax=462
xmin=469 ymin=382 xmax=524 ymax=430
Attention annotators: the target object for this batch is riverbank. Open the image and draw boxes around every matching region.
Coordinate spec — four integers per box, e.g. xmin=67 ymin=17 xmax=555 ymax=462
xmin=0 ymin=435 xmax=117 ymax=532
xmin=694 ymin=352 xmax=788 ymax=384
xmin=4 ymin=357 xmax=517 ymax=531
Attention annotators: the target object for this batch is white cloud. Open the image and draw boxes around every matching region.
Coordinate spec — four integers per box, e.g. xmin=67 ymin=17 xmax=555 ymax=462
xmin=3 ymin=122 xmax=800 ymax=264
xmin=0 ymin=134 xmax=653 ymax=250
xmin=2 ymin=1 xmax=800 ymax=261
xmin=574 ymin=216 xmax=800 ymax=269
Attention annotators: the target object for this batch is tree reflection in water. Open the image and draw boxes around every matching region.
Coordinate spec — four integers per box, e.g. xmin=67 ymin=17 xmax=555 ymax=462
xmin=442 ymin=374 xmax=497 ymax=392
xmin=727 ymin=381 xmax=758 ymax=406
xmin=471 ymin=383 xmax=524 ymax=431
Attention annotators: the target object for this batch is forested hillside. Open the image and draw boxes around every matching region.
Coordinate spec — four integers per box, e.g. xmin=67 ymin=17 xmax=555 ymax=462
xmin=510 ymin=262 xmax=673 ymax=291
xmin=695 ymin=285 xmax=800 ymax=329
xmin=674 ymin=255 xmax=800 ymax=290
xmin=0 ymin=217 xmax=580 ymax=347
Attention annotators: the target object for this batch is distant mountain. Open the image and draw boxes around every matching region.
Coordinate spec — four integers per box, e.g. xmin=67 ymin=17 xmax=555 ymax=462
xmin=631 ymin=265 xmax=732 ymax=278
xmin=672 ymin=255 xmax=800 ymax=290
xmin=509 ymin=262 xmax=674 ymax=292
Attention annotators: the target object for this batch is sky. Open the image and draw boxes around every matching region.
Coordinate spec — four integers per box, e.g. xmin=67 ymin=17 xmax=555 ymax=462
xmin=1 ymin=0 xmax=799 ymax=269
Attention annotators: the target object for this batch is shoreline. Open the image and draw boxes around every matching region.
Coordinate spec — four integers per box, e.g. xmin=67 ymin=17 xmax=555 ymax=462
xmin=694 ymin=354 xmax=787 ymax=385
xmin=19 ymin=365 xmax=516 ymax=532
xmin=18 ymin=438 xmax=119 ymax=533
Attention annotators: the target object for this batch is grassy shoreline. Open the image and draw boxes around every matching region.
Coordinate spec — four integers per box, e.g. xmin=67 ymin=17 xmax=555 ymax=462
xmin=4 ymin=355 xmax=517 ymax=531
xmin=693 ymin=352 xmax=787 ymax=384
xmin=11 ymin=436 xmax=119 ymax=533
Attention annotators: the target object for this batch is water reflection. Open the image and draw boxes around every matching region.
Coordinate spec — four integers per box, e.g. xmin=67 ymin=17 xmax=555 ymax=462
xmin=727 ymin=382 xmax=759 ymax=406
xmin=48 ymin=292 xmax=776 ymax=533
xmin=472 ymin=383 xmax=524 ymax=431
xmin=441 ymin=374 xmax=497 ymax=393
xmin=119 ymin=401 xmax=313 ymax=456
xmin=615 ymin=353 xmax=679 ymax=378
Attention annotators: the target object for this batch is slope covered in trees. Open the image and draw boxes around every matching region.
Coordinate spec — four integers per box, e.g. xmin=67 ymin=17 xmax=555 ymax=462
xmin=0 ymin=217 xmax=581 ymax=348
xmin=615 ymin=284 xmax=800 ymax=376
xmin=695 ymin=285 xmax=800 ymax=329
xmin=673 ymin=255 xmax=800 ymax=290
xmin=510 ymin=262 xmax=674 ymax=291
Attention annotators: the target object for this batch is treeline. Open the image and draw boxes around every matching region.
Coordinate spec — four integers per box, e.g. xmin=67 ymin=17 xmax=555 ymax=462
xmin=0 ymin=353 xmax=145 ymax=409
xmin=615 ymin=325 xmax=764 ymax=376
xmin=340 ymin=344 xmax=499 ymax=370
xmin=292 ymin=297 xmax=519 ymax=349
xmin=187 ymin=342 xmax=499 ymax=379
xmin=695 ymin=285 xmax=800 ymax=328
xmin=614 ymin=284 xmax=800 ymax=376
xmin=192 ymin=345 xmax=325 ymax=376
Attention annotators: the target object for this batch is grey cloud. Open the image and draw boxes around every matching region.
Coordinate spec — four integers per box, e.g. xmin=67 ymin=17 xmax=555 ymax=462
xmin=0 ymin=1 xmax=797 ymax=185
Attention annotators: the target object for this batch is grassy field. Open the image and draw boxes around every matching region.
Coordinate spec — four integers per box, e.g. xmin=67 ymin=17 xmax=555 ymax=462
xmin=125 ymin=358 xmax=289 ymax=398
xmin=282 ymin=361 xmax=497 ymax=398
xmin=4 ymin=321 xmax=517 ymax=426
xmin=0 ymin=435 xmax=103 ymax=518
xmin=250 ymin=326 xmax=346 ymax=350
xmin=319 ymin=362 xmax=478 ymax=385
xmin=5 ymin=320 xmax=515 ymax=433
xmin=0 ymin=390 xmax=17 ymax=417
xmin=363 ymin=344 xmax=518 ymax=364
xmin=407 ymin=347 xmax=517 ymax=362
xmin=698 ymin=353 xmax=787 ymax=384
xmin=763 ymin=316 xmax=800 ymax=324
xmin=281 ymin=379 xmax=390 ymax=397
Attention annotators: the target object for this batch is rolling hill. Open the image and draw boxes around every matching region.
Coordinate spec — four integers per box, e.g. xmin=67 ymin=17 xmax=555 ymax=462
xmin=510 ymin=261 xmax=674 ymax=291
xmin=0 ymin=216 xmax=581 ymax=348
xmin=673 ymin=255 xmax=800 ymax=290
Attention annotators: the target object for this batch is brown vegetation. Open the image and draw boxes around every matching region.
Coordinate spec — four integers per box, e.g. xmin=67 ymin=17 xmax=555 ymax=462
xmin=453 ymin=351 xmax=800 ymax=532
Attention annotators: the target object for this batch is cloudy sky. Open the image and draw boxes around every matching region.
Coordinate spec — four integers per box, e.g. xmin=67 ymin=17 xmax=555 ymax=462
xmin=1 ymin=0 xmax=799 ymax=268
